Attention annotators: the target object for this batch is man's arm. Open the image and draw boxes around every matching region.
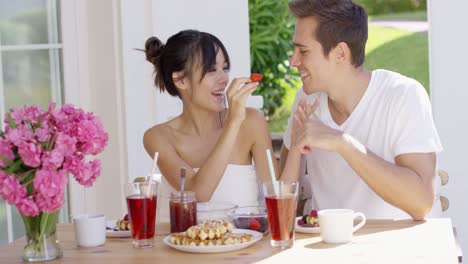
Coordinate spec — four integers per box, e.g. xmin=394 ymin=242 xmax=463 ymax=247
xmin=279 ymin=145 xmax=289 ymax=173
xmin=279 ymin=99 xmax=319 ymax=182
xmin=336 ymin=134 xmax=436 ymax=220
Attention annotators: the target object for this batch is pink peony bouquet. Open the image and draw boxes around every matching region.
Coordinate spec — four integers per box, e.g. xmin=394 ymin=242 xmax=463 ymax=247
xmin=0 ymin=103 xmax=108 ymax=217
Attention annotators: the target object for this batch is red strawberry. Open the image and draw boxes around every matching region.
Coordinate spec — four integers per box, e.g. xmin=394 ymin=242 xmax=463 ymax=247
xmin=297 ymin=219 xmax=304 ymax=226
xmin=249 ymin=219 xmax=261 ymax=231
xmin=250 ymin=73 xmax=263 ymax=82
xmin=310 ymin=210 xmax=318 ymax=217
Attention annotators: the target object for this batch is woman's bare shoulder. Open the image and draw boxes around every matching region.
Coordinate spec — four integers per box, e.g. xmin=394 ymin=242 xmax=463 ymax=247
xmin=241 ymin=108 xmax=269 ymax=136
xmin=244 ymin=107 xmax=267 ymax=124
xmin=144 ymin=123 xmax=168 ymax=139
xmin=143 ymin=121 xmax=175 ymax=152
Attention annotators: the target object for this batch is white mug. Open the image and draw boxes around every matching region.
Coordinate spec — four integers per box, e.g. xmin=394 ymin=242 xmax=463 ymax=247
xmin=318 ymin=209 xmax=366 ymax=244
xmin=73 ymin=214 xmax=106 ymax=247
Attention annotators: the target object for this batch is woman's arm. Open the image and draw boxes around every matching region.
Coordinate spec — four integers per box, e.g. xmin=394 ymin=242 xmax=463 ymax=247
xmin=144 ymin=78 xmax=258 ymax=202
xmin=248 ymin=108 xmax=279 ymax=182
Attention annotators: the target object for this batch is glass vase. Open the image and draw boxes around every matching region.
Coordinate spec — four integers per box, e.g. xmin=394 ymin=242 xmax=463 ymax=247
xmin=21 ymin=211 xmax=62 ymax=262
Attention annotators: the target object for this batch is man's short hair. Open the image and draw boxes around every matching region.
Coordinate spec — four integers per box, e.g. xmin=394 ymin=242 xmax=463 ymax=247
xmin=289 ymin=0 xmax=368 ymax=67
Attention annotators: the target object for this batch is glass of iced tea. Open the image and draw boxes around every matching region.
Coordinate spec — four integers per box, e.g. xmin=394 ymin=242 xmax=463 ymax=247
xmin=262 ymin=181 xmax=298 ymax=249
xmin=125 ymin=182 xmax=158 ymax=248
xmin=169 ymin=191 xmax=197 ymax=233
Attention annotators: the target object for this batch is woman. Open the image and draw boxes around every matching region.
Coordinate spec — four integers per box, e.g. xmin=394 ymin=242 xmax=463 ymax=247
xmin=143 ymin=30 xmax=280 ymax=218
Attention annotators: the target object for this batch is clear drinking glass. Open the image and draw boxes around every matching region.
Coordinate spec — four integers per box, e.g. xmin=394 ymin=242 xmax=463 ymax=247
xmin=262 ymin=181 xmax=299 ymax=249
xmin=125 ymin=182 xmax=158 ymax=248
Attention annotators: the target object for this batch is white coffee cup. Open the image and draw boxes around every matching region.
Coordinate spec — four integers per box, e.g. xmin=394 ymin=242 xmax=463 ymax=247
xmin=73 ymin=214 xmax=106 ymax=247
xmin=318 ymin=209 xmax=366 ymax=244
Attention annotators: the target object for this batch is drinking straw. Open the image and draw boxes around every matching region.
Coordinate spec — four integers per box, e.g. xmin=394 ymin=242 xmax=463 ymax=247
xmin=147 ymin=152 xmax=159 ymax=183
xmin=266 ymin=149 xmax=279 ymax=195
xmin=144 ymin=152 xmax=159 ymax=196
xmin=180 ymin=167 xmax=186 ymax=201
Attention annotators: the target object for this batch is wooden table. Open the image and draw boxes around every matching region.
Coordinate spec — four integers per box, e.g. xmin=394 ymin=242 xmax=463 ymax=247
xmin=0 ymin=218 xmax=459 ymax=263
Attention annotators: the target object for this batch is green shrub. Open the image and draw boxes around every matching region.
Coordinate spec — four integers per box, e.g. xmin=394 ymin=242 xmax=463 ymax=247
xmin=354 ymin=0 xmax=426 ymax=15
xmin=248 ymin=0 xmax=300 ymax=118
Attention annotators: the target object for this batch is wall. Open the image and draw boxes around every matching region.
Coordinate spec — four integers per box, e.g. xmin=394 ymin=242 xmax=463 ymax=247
xmin=428 ymin=0 xmax=468 ymax=256
xmin=61 ymin=0 xmax=128 ymax=219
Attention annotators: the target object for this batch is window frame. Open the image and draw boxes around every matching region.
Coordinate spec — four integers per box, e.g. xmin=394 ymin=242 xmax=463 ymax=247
xmin=0 ymin=0 xmax=66 ymax=243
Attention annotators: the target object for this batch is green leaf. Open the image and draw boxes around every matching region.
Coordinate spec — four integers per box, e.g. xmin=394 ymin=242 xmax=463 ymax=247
xmin=7 ymin=113 xmax=17 ymax=128
xmin=249 ymin=0 xmax=300 ymax=117
xmin=0 ymin=153 xmax=14 ymax=167
xmin=6 ymin=159 xmax=22 ymax=174
xmin=39 ymin=212 xmax=50 ymax=239
xmin=44 ymin=211 xmax=59 ymax=235
xmin=20 ymin=214 xmax=32 ymax=235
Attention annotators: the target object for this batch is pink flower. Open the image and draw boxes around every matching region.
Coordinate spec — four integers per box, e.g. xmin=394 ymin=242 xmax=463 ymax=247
xmin=73 ymin=159 xmax=101 ymax=187
xmin=74 ymin=117 xmax=109 ymax=155
xmin=63 ymin=154 xmax=83 ymax=176
xmin=7 ymin=108 xmax=25 ymax=125
xmin=51 ymin=104 xmax=87 ymax=134
xmin=36 ymin=193 xmax=64 ymax=213
xmin=33 ymin=169 xmax=67 ymax=198
xmin=17 ymin=142 xmax=42 ymax=168
xmin=75 ymin=120 xmax=98 ymax=142
xmin=54 ymin=133 xmax=77 ymax=157
xmin=23 ymin=106 xmax=44 ymax=124
xmin=17 ymin=196 xmax=40 ymax=217
xmin=8 ymin=105 xmax=45 ymax=125
xmin=1 ymin=102 xmax=108 ymax=216
xmin=0 ymin=174 xmax=26 ymax=205
xmin=42 ymin=150 xmax=64 ymax=170
xmin=0 ymin=139 xmax=14 ymax=167
xmin=34 ymin=124 xmax=50 ymax=143
xmin=0 ymin=170 xmax=9 ymax=182
xmin=5 ymin=125 xmax=34 ymax=146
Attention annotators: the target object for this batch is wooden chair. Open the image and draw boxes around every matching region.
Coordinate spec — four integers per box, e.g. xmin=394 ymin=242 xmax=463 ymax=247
xmin=438 ymin=169 xmax=463 ymax=263
xmin=438 ymin=169 xmax=449 ymax=212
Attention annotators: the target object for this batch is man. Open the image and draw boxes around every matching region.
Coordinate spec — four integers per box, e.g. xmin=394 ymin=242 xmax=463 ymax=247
xmin=280 ymin=0 xmax=442 ymax=220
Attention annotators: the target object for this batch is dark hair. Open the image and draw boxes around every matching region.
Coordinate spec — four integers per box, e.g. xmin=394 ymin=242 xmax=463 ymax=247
xmin=144 ymin=30 xmax=230 ymax=98
xmin=289 ymin=0 xmax=368 ymax=67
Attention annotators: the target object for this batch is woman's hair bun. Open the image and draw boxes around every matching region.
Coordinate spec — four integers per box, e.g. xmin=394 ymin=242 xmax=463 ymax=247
xmin=144 ymin=36 xmax=164 ymax=65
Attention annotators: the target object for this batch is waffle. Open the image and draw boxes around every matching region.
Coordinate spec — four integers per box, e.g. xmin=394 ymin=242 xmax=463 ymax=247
xmin=221 ymin=233 xmax=253 ymax=245
xmin=186 ymin=220 xmax=234 ymax=241
xmin=169 ymin=232 xmax=252 ymax=246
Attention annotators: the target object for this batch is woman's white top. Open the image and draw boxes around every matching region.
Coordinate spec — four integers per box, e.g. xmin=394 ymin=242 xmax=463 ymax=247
xmin=156 ymin=164 xmax=260 ymax=222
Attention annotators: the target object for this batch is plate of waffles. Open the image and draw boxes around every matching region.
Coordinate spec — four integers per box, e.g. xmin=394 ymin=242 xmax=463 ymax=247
xmin=164 ymin=229 xmax=262 ymax=253
xmin=106 ymin=220 xmax=131 ymax=238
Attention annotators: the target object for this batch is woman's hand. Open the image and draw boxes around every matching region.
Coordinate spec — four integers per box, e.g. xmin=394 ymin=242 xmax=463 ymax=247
xmin=225 ymin=77 xmax=258 ymax=125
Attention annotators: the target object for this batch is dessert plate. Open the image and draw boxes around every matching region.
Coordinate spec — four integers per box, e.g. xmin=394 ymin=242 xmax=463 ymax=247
xmin=106 ymin=220 xmax=131 ymax=238
xmin=163 ymin=229 xmax=262 ymax=253
xmin=295 ymin=216 xmax=320 ymax=234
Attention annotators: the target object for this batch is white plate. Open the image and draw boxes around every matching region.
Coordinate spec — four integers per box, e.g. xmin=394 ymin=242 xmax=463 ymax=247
xmin=106 ymin=220 xmax=131 ymax=238
xmin=295 ymin=216 xmax=320 ymax=234
xmin=163 ymin=229 xmax=262 ymax=253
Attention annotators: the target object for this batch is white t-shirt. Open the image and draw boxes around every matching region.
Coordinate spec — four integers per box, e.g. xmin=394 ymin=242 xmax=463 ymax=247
xmin=283 ymin=69 xmax=443 ymax=219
